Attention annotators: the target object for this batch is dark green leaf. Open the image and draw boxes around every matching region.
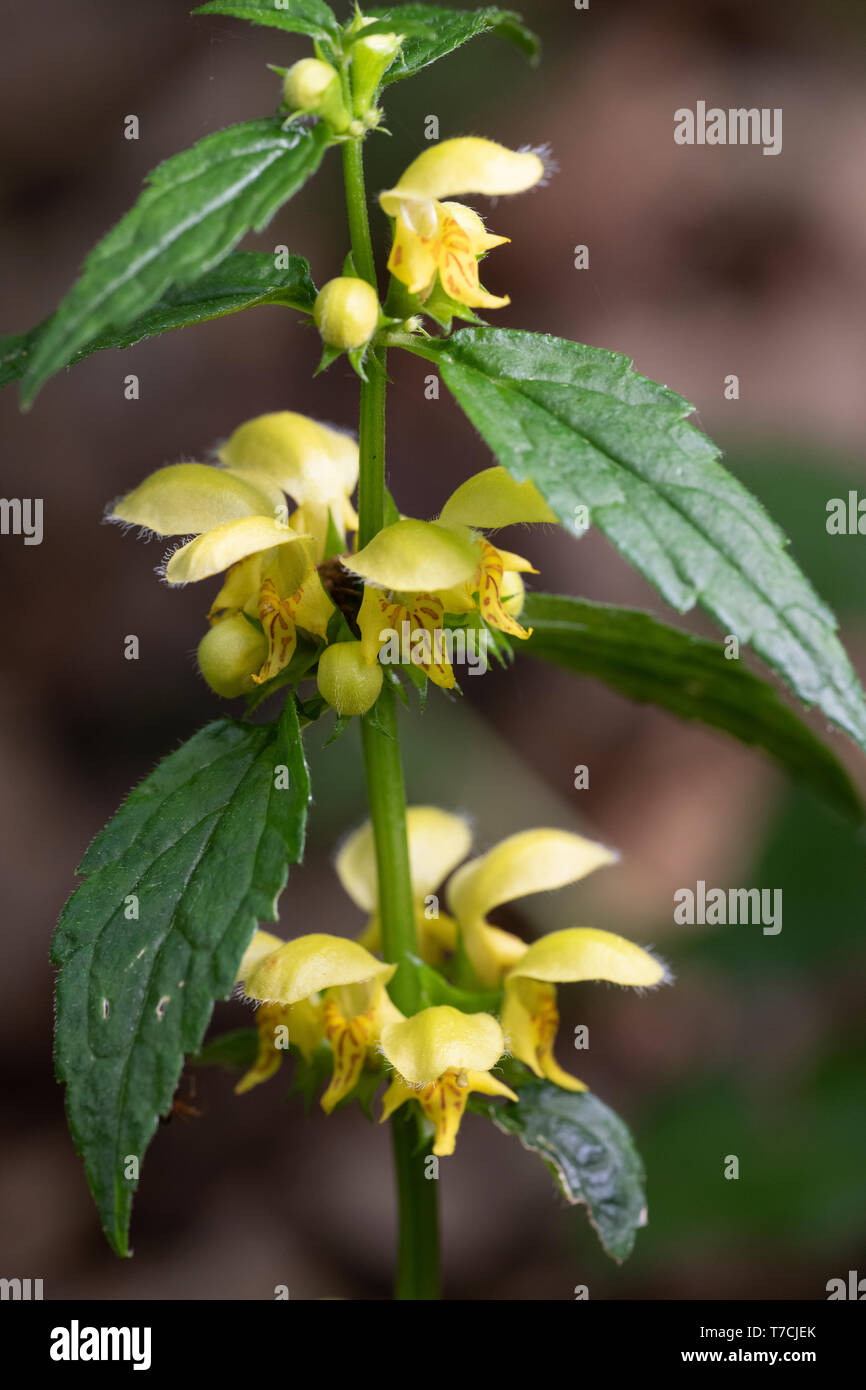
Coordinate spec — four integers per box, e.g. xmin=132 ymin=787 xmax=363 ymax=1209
xmin=52 ymin=698 xmax=311 ymax=1256
xmin=193 ymin=1027 xmax=259 ymax=1071
xmin=0 ymin=252 xmax=316 ymax=391
xmin=371 ymin=5 xmax=539 ymax=83
xmin=518 ymin=592 xmax=862 ymax=822
xmin=21 ymin=120 xmax=330 ymax=407
xmin=478 ymin=1078 xmax=647 ymax=1262
xmin=194 ymin=0 xmax=339 ymax=39
xmin=409 ymin=328 xmax=866 ymax=757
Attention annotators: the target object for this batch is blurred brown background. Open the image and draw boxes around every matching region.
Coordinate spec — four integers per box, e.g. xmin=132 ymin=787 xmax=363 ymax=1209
xmin=2 ymin=0 xmax=865 ymax=1300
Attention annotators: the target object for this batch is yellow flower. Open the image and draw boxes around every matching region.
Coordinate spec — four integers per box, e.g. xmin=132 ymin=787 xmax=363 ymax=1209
xmin=218 ymin=412 xmax=359 ymax=563
xmin=380 ymin=138 xmax=546 ymax=308
xmin=350 ymin=466 xmax=556 ymax=686
xmin=447 ymin=827 xmax=619 ymax=986
xmin=110 ymin=412 xmax=360 ymax=688
xmin=336 ymin=806 xmax=472 ymax=963
xmin=379 ymin=1005 xmax=517 ymax=1156
xmin=502 ymin=929 xmax=670 ymax=1091
xmin=238 ymin=931 xmax=399 ymax=1112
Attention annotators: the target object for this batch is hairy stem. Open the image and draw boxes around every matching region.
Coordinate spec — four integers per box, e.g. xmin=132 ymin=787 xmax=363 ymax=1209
xmin=342 ymin=132 xmax=441 ymax=1300
xmin=342 ymin=138 xmax=377 ymax=288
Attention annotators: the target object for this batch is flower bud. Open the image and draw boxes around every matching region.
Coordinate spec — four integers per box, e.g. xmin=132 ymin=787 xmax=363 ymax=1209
xmin=197 ymin=615 xmax=267 ymax=698
xmin=317 ymin=641 xmax=383 ymax=715
xmin=351 ymin=24 xmax=403 ymax=113
xmin=501 ymin=570 xmax=526 ymax=618
xmin=283 ymin=59 xmax=349 ymax=131
xmin=314 ymin=277 xmax=379 ymax=350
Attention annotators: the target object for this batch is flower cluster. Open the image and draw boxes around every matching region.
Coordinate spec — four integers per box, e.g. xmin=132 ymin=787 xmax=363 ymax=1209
xmin=235 ymin=811 xmax=669 ymax=1156
xmin=110 ymin=415 xmax=555 ymax=706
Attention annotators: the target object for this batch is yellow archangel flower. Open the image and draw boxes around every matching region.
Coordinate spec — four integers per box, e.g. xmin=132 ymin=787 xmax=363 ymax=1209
xmin=110 ymin=413 xmax=359 ymax=687
xmin=502 ymin=929 xmax=669 ymax=1092
xmin=236 ymin=931 xmax=400 ymax=1112
xmin=379 ymin=1006 xmax=517 ymax=1156
xmin=350 ymin=466 xmax=556 ymax=687
xmin=447 ymin=827 xmax=620 ymax=987
xmin=380 ymin=138 xmax=546 ymax=308
xmin=336 ymin=806 xmax=472 ymax=963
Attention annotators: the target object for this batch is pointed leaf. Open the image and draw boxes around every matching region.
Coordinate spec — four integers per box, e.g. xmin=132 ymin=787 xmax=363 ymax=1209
xmin=408 ymin=328 xmax=866 ymax=757
xmin=477 ymin=1078 xmax=647 ymax=1262
xmin=21 ymin=120 xmax=330 ymax=406
xmin=193 ymin=0 xmax=340 ymax=40
xmin=0 ymin=252 xmax=316 ymax=391
xmin=52 ymin=698 xmax=311 ymax=1256
xmin=371 ymin=5 xmax=539 ymax=83
xmin=518 ymin=592 xmax=862 ymax=822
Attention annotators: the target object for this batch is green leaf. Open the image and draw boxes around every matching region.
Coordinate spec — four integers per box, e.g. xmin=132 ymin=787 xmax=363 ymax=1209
xmin=518 ymin=592 xmax=862 ymax=823
xmin=193 ymin=0 xmax=340 ymax=40
xmin=478 ymin=1078 xmax=647 ymax=1262
xmin=0 ymin=252 xmax=316 ymax=391
xmin=21 ymin=119 xmax=330 ymax=407
xmin=193 ymin=1027 xmax=259 ymax=1071
xmin=409 ymin=327 xmax=866 ymax=757
xmin=371 ymin=5 xmax=539 ymax=83
xmin=51 ymin=698 xmax=311 ymax=1256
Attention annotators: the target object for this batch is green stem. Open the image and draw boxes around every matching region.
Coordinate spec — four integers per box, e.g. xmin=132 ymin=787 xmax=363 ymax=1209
xmin=391 ymin=1109 xmax=441 ymax=1300
xmin=342 ymin=137 xmax=385 ymax=546
xmin=359 ymin=687 xmax=418 ymax=1011
xmin=357 ymin=351 xmax=386 ymax=548
xmin=342 ymin=129 xmax=441 ymax=1301
xmin=342 ymin=138 xmax=377 ymax=288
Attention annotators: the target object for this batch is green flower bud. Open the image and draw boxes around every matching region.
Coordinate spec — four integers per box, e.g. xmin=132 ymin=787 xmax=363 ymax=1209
xmin=317 ymin=641 xmax=383 ymax=716
xmin=314 ymin=277 xmax=379 ymax=350
xmin=283 ymin=59 xmax=349 ymax=131
xmin=351 ymin=22 xmax=403 ymax=113
xmin=197 ymin=615 xmax=267 ymax=698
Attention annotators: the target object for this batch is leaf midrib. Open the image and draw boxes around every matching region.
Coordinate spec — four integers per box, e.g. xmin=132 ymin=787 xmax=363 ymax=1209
xmin=58 ymin=143 xmax=293 ymax=346
xmin=442 ymin=352 xmax=852 ymax=709
xmin=104 ymin=740 xmax=271 ymax=1248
